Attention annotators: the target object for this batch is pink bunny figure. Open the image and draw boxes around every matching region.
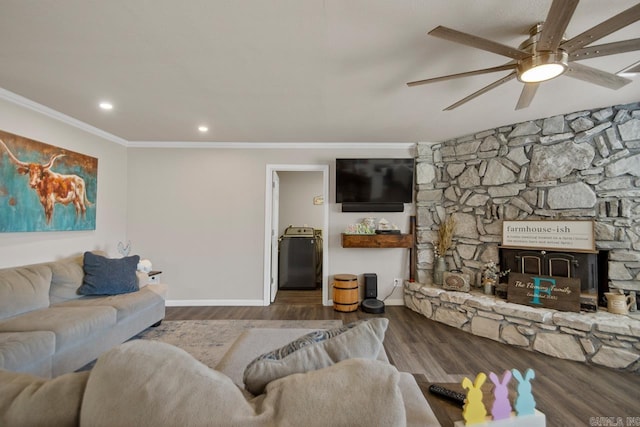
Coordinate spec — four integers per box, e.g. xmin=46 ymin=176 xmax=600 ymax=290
xmin=461 ymin=372 xmax=487 ymax=425
xmin=511 ymin=368 xmax=537 ymax=416
xmin=489 ymin=370 xmax=512 ymax=420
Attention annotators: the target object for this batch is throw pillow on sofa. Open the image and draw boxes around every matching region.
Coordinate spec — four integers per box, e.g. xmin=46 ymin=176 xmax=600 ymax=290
xmin=78 ymin=252 xmax=140 ymax=296
xmin=243 ymin=317 xmax=388 ymax=395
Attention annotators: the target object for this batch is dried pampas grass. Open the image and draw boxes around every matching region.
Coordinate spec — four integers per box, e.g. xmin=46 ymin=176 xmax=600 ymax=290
xmin=434 ymin=216 xmax=455 ymax=257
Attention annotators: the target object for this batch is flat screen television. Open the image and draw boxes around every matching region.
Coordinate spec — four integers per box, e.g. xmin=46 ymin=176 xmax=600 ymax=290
xmin=336 ymin=158 xmax=414 ymax=211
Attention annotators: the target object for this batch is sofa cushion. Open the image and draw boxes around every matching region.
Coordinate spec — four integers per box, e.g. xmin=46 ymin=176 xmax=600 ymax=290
xmin=263 ymin=357 xmax=406 ymax=427
xmin=0 ymin=264 xmax=52 ymax=321
xmin=243 ymin=318 xmax=388 ymax=395
xmin=0 ymin=369 xmax=89 ymax=427
xmin=78 ymin=252 xmax=140 ymax=296
xmin=0 ymin=331 xmax=55 ymax=377
xmin=80 ymin=340 xmax=406 ymax=427
xmin=217 ymin=327 xmax=391 ymax=389
xmin=48 ymin=255 xmax=85 ymax=304
xmin=54 ymin=286 xmax=165 ymax=321
xmin=0 ymin=307 xmax=117 ymax=351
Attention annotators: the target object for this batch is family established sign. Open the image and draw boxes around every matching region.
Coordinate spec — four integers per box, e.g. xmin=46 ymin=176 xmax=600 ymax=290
xmin=508 ymin=272 xmax=581 ymax=312
xmin=502 ymin=220 xmax=595 ymax=252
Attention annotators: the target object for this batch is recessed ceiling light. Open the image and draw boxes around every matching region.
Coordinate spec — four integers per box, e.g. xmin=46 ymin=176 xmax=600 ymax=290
xmin=99 ymin=102 xmax=113 ymax=110
xmin=198 ymin=125 xmax=209 ymax=133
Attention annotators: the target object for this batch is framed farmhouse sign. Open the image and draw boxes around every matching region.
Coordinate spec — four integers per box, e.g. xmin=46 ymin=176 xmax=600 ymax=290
xmin=502 ymin=220 xmax=595 ymax=252
xmin=507 ymin=272 xmax=581 ymax=312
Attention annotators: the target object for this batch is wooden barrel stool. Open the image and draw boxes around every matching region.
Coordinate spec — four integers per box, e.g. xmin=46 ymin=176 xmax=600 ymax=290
xmin=333 ymin=274 xmax=359 ymax=312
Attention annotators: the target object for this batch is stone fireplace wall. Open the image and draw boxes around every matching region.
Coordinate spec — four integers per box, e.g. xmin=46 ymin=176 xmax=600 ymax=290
xmin=414 ymin=102 xmax=640 ymax=292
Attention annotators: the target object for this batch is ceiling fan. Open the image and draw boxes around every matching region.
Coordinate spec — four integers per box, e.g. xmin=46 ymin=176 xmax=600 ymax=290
xmin=407 ymin=0 xmax=640 ymax=110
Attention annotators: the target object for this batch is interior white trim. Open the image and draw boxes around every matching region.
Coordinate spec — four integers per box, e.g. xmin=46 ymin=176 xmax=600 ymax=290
xmin=166 ymin=299 xmax=265 ymax=307
xmin=0 ymin=87 xmax=416 ymax=151
xmin=128 ymin=141 xmax=415 ymax=149
xmin=0 ymin=87 xmax=129 ymax=146
xmin=264 ymin=164 xmax=330 ymax=306
xmin=382 ymin=299 xmax=405 ymax=306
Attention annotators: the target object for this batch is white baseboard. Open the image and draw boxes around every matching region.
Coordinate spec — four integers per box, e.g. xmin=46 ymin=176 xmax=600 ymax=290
xmin=166 ymin=298 xmax=405 ymax=307
xmin=166 ymin=299 xmax=266 ymax=307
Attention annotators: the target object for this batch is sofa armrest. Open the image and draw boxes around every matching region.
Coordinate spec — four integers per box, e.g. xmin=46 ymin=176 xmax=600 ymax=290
xmin=145 ymin=283 xmax=168 ymax=299
xmin=398 ymin=372 xmax=442 ymax=427
xmin=216 ymin=328 xmax=316 ymax=387
xmin=215 ymin=327 xmax=389 ymax=388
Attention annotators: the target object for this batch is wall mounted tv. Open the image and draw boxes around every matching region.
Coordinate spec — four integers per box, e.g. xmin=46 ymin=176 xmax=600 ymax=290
xmin=335 ymin=158 xmax=415 ymax=212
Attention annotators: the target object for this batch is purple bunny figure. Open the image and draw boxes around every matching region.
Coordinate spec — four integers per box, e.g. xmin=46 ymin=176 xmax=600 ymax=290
xmin=511 ymin=368 xmax=536 ymax=416
xmin=489 ymin=370 xmax=512 ymax=420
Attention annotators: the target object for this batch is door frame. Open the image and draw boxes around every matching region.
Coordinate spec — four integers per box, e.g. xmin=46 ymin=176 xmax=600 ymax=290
xmin=263 ymin=164 xmax=330 ymax=306
xmin=270 ymin=171 xmax=280 ymax=303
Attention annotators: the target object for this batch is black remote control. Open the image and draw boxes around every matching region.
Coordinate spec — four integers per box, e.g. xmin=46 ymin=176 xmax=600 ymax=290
xmin=428 ymin=384 xmax=466 ymax=406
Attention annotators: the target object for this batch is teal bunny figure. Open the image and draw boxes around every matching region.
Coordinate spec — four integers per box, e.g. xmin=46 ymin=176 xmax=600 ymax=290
xmin=511 ymin=368 xmax=536 ymax=416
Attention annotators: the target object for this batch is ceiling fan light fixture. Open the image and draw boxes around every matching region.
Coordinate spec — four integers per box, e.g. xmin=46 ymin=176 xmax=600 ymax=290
xmin=517 ymin=51 xmax=568 ymax=83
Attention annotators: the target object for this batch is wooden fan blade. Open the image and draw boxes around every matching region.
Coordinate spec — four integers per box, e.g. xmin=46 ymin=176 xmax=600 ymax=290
xmin=429 ymin=26 xmax=528 ymax=60
xmin=623 ymin=61 xmax=640 ymax=73
xmin=537 ymin=0 xmax=579 ymax=52
xmin=565 ymin=62 xmax=632 ymax=89
xmin=407 ymin=63 xmax=516 ymax=86
xmin=516 ymin=83 xmax=539 ymax=110
xmin=561 ymin=3 xmax=640 ymax=53
xmin=444 ymin=72 xmax=517 ymax=110
xmin=571 ymin=38 xmax=640 ymax=61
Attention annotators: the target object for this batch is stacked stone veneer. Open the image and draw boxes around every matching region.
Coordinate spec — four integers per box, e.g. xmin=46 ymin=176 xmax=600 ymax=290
xmin=404 ymin=283 xmax=640 ymax=372
xmin=414 ymin=102 xmax=640 ymax=290
xmin=408 ymin=102 xmax=640 ymax=371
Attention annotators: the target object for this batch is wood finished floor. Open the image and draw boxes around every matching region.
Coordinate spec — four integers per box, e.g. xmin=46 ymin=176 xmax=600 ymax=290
xmin=166 ymin=291 xmax=639 ymax=426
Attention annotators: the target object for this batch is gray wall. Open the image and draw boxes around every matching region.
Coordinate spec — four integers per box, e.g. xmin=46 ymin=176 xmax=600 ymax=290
xmin=278 ymin=171 xmax=324 ymax=235
xmin=126 ymin=147 xmax=415 ymax=304
xmin=0 ymin=97 xmax=128 ymax=267
xmin=0 ymin=93 xmax=416 ymax=305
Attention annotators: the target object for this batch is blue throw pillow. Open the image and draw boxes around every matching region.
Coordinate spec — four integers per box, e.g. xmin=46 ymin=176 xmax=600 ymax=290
xmin=79 ymin=252 xmax=140 ymax=296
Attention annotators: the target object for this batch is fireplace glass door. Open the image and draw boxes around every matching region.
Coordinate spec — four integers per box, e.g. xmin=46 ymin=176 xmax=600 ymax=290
xmin=500 ymin=248 xmax=599 ymax=294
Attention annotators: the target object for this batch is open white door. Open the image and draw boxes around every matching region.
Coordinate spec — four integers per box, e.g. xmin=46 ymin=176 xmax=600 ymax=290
xmin=264 ymin=164 xmax=329 ymax=306
xmin=270 ymin=172 xmax=280 ymax=302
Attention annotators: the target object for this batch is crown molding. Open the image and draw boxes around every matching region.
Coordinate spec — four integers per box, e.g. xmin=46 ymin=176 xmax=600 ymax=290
xmin=0 ymin=88 xmax=129 ymax=146
xmin=0 ymin=88 xmax=417 ymax=150
xmin=127 ymin=141 xmax=416 ymax=149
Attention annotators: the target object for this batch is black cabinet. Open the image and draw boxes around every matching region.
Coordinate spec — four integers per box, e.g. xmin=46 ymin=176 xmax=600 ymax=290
xmin=499 ymin=247 xmax=603 ymax=294
xmin=278 ymin=237 xmax=318 ymax=290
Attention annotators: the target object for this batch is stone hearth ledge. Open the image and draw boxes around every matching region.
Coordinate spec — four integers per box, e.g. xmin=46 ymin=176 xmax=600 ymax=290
xmin=404 ymin=282 xmax=640 ymax=373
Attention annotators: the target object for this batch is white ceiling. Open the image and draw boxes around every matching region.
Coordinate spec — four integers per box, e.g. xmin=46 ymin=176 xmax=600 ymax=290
xmin=0 ymin=0 xmax=639 ymax=144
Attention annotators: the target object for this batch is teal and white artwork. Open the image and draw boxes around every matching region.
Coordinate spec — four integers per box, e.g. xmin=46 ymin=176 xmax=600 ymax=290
xmin=0 ymin=130 xmax=98 ymax=232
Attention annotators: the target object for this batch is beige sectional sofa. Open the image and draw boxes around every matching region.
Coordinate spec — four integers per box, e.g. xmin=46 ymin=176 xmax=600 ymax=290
xmin=216 ymin=325 xmax=441 ymax=426
xmin=0 ymin=253 xmax=166 ymax=378
xmin=0 ymin=319 xmax=441 ymax=426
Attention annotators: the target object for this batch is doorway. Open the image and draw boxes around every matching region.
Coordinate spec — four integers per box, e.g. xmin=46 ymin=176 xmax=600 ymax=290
xmin=263 ymin=164 xmax=329 ymax=306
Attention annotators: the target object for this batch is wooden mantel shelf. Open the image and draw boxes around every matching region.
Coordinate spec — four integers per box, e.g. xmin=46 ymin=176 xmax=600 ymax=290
xmin=341 ymin=233 xmax=414 ymax=248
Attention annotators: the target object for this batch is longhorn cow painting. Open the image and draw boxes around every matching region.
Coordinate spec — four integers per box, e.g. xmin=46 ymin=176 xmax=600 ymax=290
xmin=0 ymin=130 xmax=97 ymax=232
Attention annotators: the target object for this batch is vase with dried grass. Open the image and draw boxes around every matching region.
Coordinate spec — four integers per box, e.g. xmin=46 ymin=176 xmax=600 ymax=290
xmin=433 ymin=216 xmax=455 ymax=285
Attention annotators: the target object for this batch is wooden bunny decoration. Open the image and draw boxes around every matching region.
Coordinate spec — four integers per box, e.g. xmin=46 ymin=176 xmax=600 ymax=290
xmin=461 ymin=372 xmax=487 ymax=424
xmin=489 ymin=370 xmax=512 ymax=420
xmin=511 ymin=368 xmax=536 ymax=416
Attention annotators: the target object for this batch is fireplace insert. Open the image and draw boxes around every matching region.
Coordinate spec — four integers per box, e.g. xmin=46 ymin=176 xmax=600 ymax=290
xmin=499 ymin=247 xmax=609 ymax=307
